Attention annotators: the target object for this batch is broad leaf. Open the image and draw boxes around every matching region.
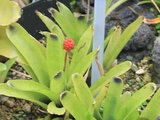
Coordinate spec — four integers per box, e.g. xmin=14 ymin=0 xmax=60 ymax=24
xmin=7 ymin=80 xmax=54 ymax=101
xmin=0 ymin=57 xmax=17 ymax=83
xmin=116 ymin=83 xmax=156 ymax=120
xmin=140 ymin=89 xmax=160 ymax=120
xmin=103 ymin=77 xmax=123 ymax=120
xmin=72 ymin=73 xmax=94 ymax=109
xmin=44 ymin=32 xmax=65 ymax=78
xmin=6 ymin=23 xmax=50 ymax=87
xmin=50 ymin=71 xmax=65 ymax=105
xmin=0 ymin=84 xmax=48 ymax=109
xmin=91 ymin=61 xmax=131 ymax=96
xmin=60 ymin=91 xmax=96 ymax=120
xmin=0 ymin=0 xmax=21 ymax=26
xmin=104 ymin=17 xmax=143 ymax=69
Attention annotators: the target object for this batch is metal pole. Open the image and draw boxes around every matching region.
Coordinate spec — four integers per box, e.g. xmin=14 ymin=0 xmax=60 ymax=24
xmin=91 ymin=0 xmax=106 ymax=84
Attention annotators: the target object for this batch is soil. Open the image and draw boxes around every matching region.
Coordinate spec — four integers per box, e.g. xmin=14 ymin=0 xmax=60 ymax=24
xmin=0 ymin=63 xmax=49 ymax=120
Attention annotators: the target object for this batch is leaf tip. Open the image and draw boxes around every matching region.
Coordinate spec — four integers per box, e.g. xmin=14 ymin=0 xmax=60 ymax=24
xmin=61 ymin=92 xmax=67 ymax=100
xmin=50 ymin=34 xmax=58 ymax=40
xmin=114 ymin=77 xmax=122 ymax=84
xmin=72 ymin=73 xmax=79 ymax=79
xmin=54 ymin=72 xmax=62 ymax=79
xmin=9 ymin=25 xmax=15 ymax=31
xmin=48 ymin=8 xmax=55 ymax=15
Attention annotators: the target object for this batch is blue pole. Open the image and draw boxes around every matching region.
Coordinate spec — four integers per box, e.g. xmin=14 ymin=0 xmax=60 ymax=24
xmin=91 ymin=0 xmax=106 ymax=84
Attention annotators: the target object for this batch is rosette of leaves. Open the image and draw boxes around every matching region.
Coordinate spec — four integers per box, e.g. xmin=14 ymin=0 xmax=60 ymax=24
xmin=0 ymin=1 xmax=141 ymax=118
xmin=60 ymin=73 xmax=160 ymax=120
xmin=36 ymin=1 xmax=143 ymax=71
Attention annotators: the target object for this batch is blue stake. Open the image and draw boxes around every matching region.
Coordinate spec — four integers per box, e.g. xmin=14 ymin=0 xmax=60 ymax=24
xmin=91 ymin=0 xmax=106 ymax=84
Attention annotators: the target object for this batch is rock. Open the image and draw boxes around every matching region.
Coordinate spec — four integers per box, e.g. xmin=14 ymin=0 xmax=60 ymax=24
xmin=0 ymin=96 xmax=9 ymax=104
xmin=23 ymin=103 xmax=31 ymax=113
xmin=6 ymin=99 xmax=15 ymax=108
xmin=136 ymin=69 xmax=145 ymax=74
xmin=152 ymin=37 xmax=160 ymax=83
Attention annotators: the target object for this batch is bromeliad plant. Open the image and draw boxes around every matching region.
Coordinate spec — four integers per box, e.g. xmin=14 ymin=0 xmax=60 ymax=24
xmin=0 ymin=0 xmax=131 ymax=117
xmin=60 ymin=73 xmax=160 ymax=120
xmin=36 ymin=1 xmax=143 ymax=71
xmin=0 ymin=0 xmax=142 ymax=118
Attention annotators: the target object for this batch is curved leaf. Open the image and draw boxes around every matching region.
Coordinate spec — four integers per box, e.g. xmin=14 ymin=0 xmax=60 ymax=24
xmin=8 ymin=80 xmax=54 ymax=101
xmin=47 ymin=101 xmax=65 ymax=115
xmin=116 ymin=83 xmax=156 ymax=120
xmin=0 ymin=83 xmax=48 ymax=109
xmin=0 ymin=0 xmax=21 ymax=26
xmin=6 ymin=23 xmax=50 ymax=87
xmin=91 ymin=61 xmax=131 ymax=96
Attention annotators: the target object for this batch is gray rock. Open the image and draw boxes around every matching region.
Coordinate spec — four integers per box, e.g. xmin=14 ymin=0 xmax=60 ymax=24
xmin=124 ymin=23 xmax=154 ymax=51
xmin=23 ymin=103 xmax=31 ymax=113
xmin=152 ymin=37 xmax=160 ymax=83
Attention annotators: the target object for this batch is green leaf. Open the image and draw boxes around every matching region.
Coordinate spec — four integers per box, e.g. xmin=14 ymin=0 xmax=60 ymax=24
xmin=106 ymin=0 xmax=128 ymax=17
xmin=7 ymin=80 xmax=54 ymax=101
xmin=106 ymin=0 xmax=115 ymax=12
xmin=104 ymin=17 xmax=143 ymax=69
xmin=60 ymin=91 xmax=96 ymax=120
xmin=44 ymin=32 xmax=65 ymax=78
xmin=104 ymin=26 xmax=116 ymax=49
xmin=67 ymin=49 xmax=99 ymax=88
xmin=49 ymin=8 xmax=77 ymax=43
xmin=95 ymin=86 xmax=108 ymax=109
xmin=103 ymin=26 xmax=121 ymax=69
xmin=0 ymin=26 xmax=26 ymax=64
xmin=72 ymin=73 xmax=94 ymax=109
xmin=116 ymin=83 xmax=156 ymax=120
xmin=0 ymin=83 xmax=48 ymax=109
xmin=0 ymin=63 xmax=7 ymax=72
xmin=140 ymin=89 xmax=160 ymax=120
xmin=102 ymin=77 xmax=123 ymax=120
xmin=56 ymin=2 xmax=90 ymax=44
xmin=6 ymin=23 xmax=50 ymax=87
xmin=119 ymin=91 xmax=131 ymax=106
xmin=0 ymin=0 xmax=21 ymax=26
xmin=73 ymin=48 xmax=99 ymax=75
xmin=91 ymin=61 xmax=131 ymax=96
xmin=69 ymin=26 xmax=94 ymax=76
xmin=50 ymin=71 xmax=65 ymax=105
xmin=0 ymin=57 xmax=17 ymax=83
xmin=47 ymin=101 xmax=65 ymax=115
xmin=36 ymin=11 xmax=65 ymax=44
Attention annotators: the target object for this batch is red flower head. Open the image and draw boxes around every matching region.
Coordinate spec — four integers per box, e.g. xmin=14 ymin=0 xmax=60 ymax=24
xmin=63 ymin=38 xmax=74 ymax=52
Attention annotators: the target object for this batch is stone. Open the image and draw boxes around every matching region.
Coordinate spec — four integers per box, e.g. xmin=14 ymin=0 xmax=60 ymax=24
xmin=136 ymin=69 xmax=145 ymax=74
xmin=23 ymin=103 xmax=31 ymax=113
xmin=152 ymin=37 xmax=160 ymax=83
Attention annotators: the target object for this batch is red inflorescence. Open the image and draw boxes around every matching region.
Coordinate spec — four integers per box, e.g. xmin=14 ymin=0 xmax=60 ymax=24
xmin=63 ymin=38 xmax=75 ymax=52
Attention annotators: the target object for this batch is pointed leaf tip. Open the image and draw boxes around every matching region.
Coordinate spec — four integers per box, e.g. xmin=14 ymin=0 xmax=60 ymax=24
xmin=48 ymin=8 xmax=55 ymax=15
xmin=61 ymin=92 xmax=67 ymax=100
xmin=50 ymin=34 xmax=58 ymax=40
xmin=54 ymin=72 xmax=62 ymax=79
xmin=9 ymin=25 xmax=15 ymax=31
xmin=114 ymin=77 xmax=122 ymax=84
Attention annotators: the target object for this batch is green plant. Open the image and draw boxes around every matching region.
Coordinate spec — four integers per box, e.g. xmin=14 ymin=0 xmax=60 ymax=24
xmin=0 ymin=1 xmax=143 ymax=119
xmin=36 ymin=1 xmax=143 ymax=71
xmin=0 ymin=57 xmax=17 ymax=83
xmin=60 ymin=73 xmax=160 ymax=120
